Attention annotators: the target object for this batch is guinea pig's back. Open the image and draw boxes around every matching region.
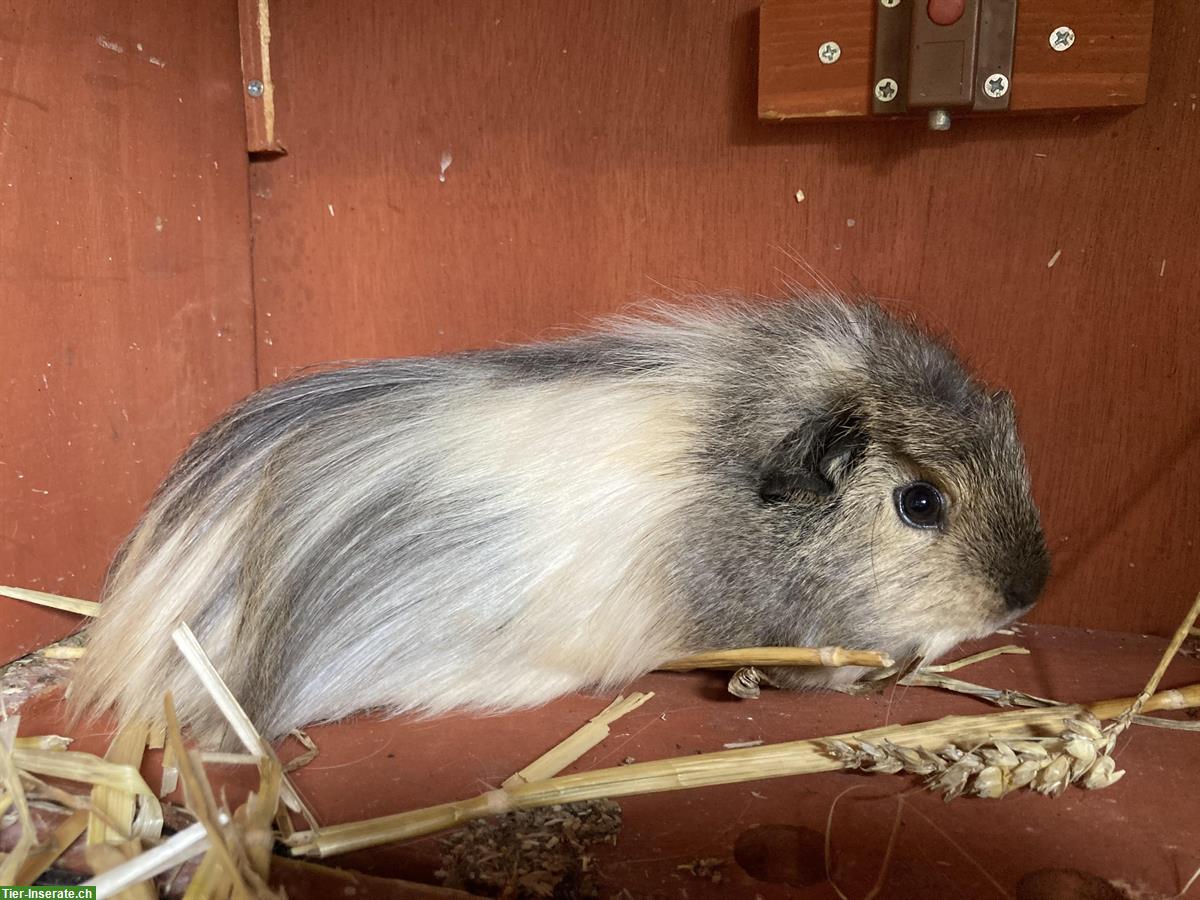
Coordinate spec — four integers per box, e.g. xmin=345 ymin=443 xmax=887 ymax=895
xmin=70 ymin=354 xmax=707 ymax=741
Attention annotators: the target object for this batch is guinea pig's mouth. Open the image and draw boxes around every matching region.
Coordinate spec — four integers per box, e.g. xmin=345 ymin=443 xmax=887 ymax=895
xmin=901 ymin=608 xmax=1027 ymax=673
xmin=990 ymin=598 xmax=1035 ymax=633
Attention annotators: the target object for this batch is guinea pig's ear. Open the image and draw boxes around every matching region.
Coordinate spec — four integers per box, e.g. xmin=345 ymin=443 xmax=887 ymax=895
xmin=991 ymin=389 xmax=1017 ymax=422
xmin=758 ymin=406 xmax=867 ymax=502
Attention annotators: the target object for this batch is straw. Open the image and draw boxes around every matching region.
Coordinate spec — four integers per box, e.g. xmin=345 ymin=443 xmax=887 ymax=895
xmin=286 ymin=682 xmax=1200 ymax=857
xmin=0 ymin=584 xmax=101 ymax=617
xmin=171 ymin=623 xmax=319 ymax=831
xmin=660 ymin=646 xmax=894 ymax=671
xmin=502 ymin=692 xmax=654 ymax=789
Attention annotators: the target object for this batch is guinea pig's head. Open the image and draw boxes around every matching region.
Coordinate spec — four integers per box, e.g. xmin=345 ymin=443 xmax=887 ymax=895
xmin=756 ymin=304 xmax=1049 ymax=669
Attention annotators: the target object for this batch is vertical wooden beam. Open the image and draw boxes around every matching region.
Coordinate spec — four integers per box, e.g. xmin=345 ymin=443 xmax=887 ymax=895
xmin=239 ymin=0 xmax=285 ymax=153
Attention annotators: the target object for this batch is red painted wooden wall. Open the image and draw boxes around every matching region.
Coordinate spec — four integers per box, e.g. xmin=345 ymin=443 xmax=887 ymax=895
xmin=3 ymin=2 xmax=1197 ymax=666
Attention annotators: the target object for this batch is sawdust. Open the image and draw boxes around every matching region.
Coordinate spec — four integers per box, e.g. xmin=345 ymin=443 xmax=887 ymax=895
xmin=677 ymin=856 xmax=727 ymax=884
xmin=437 ymin=799 xmax=622 ymax=899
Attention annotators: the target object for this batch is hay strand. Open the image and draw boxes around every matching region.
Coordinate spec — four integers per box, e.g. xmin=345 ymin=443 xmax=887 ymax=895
xmin=12 ymin=749 xmax=160 ymax=810
xmin=39 ymin=644 xmax=87 ymax=660
xmin=15 ymin=808 xmax=89 ymax=885
xmin=88 ymin=718 xmax=158 ymax=845
xmin=84 ymin=822 xmax=210 ymax=899
xmin=86 ymin=840 xmax=157 ymax=900
xmin=171 ymin=623 xmax=318 ymax=830
xmin=282 ymin=730 xmax=318 ymax=774
xmin=0 ymin=717 xmax=36 ymax=885
xmin=0 ymin=584 xmax=101 ymax=617
xmin=900 ymin=671 xmax=1058 ymax=709
xmin=14 ymin=734 xmax=73 ymax=751
xmin=164 ymin=693 xmax=255 ymax=900
xmin=921 ymin=645 xmax=1029 ymax=673
xmin=1110 ymin=589 xmax=1200 ymax=728
xmin=660 ymin=646 xmax=894 ymax=671
xmin=502 ymin=692 xmax=654 ymax=789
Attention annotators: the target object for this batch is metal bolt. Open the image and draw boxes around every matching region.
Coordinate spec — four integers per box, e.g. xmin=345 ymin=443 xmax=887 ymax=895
xmin=983 ymin=73 xmax=1010 ymax=98
xmin=246 ymin=79 xmax=265 ymax=98
xmin=874 ymin=78 xmax=899 ymax=102
xmin=880 ymin=0 xmax=901 ymax=7
xmin=927 ymin=108 xmax=952 ymax=131
xmin=1049 ymin=26 xmax=1075 ymax=51
xmin=818 ymin=41 xmax=841 ymax=64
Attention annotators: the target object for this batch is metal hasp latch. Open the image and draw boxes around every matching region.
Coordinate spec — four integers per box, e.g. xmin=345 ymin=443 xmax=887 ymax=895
xmin=873 ymin=0 xmax=1017 ymax=130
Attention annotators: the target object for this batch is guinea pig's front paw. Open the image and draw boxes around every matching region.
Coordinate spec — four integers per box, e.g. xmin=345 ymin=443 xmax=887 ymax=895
xmin=757 ymin=663 xmax=876 ymax=694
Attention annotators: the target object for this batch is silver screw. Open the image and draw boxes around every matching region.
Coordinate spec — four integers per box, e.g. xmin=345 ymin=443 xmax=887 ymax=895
xmin=246 ymin=79 xmax=265 ymax=98
xmin=927 ymin=108 xmax=952 ymax=131
xmin=1049 ymin=26 xmax=1075 ymax=51
xmin=874 ymin=78 xmax=899 ymax=102
xmin=983 ymin=73 xmax=1009 ymax=98
xmin=880 ymin=0 xmax=901 ymax=7
xmin=818 ymin=41 xmax=841 ymax=64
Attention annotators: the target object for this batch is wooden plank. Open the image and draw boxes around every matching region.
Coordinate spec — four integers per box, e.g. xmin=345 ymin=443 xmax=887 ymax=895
xmin=759 ymin=0 xmax=1155 ymax=120
xmin=238 ymin=0 xmax=285 ymax=153
xmin=0 ymin=1 xmax=257 ymax=663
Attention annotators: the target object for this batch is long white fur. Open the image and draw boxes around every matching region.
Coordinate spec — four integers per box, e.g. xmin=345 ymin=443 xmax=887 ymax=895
xmin=73 ymin=374 xmax=707 ymax=740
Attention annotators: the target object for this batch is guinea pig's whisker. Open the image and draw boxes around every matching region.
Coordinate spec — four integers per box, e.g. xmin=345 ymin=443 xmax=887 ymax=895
xmin=884 ymin=650 xmax=931 ymax=726
xmin=867 ymin=501 xmax=884 ymax=598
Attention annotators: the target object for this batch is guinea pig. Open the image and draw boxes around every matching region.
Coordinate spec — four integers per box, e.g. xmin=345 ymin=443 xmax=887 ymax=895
xmin=68 ymin=294 xmax=1049 ymax=744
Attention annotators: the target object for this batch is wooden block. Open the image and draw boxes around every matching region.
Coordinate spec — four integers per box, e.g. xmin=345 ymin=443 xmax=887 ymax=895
xmin=759 ymin=0 xmax=1155 ymax=121
xmin=759 ymin=2 xmax=873 ymax=119
xmin=1010 ymin=1 xmax=1154 ymax=111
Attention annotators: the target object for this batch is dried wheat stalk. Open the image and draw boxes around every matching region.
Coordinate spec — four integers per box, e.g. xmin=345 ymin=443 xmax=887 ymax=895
xmin=898 ymin=671 xmax=1058 ymax=709
xmin=15 ymin=808 xmax=89 ymax=885
xmin=0 ymin=583 xmax=101 ymax=617
xmin=727 ymin=667 xmax=766 ymax=699
xmin=14 ymin=734 xmax=73 ymax=751
xmin=86 ymin=839 xmax=157 ymax=900
xmin=831 ymin=588 xmax=1200 ymax=802
xmin=502 ymin=692 xmax=654 ymax=789
xmin=87 ymin=718 xmax=157 ymax=845
xmin=660 ymin=646 xmax=894 ymax=671
xmin=171 ymin=623 xmax=319 ymax=831
xmin=919 ymin=644 xmax=1029 ymax=673
xmin=0 ymin=716 xmax=36 ymax=885
xmin=84 ymin=821 xmax=211 ymax=899
xmin=164 ymin=693 xmax=263 ymax=900
xmin=282 ymin=730 xmax=319 ymax=774
xmin=39 ymin=645 xmax=87 ymax=660
xmin=824 ymin=710 xmax=1122 ymax=800
xmin=285 ymin=681 xmax=1200 ymax=858
xmin=11 ymin=748 xmax=161 ymax=822
xmin=1106 ymin=589 xmax=1200 ymax=731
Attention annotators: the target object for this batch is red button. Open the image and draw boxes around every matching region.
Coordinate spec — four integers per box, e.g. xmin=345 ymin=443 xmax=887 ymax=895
xmin=927 ymin=0 xmax=965 ymax=26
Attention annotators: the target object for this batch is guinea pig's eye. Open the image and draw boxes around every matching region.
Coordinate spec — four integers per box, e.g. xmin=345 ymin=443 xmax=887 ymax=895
xmin=894 ymin=481 xmax=944 ymax=530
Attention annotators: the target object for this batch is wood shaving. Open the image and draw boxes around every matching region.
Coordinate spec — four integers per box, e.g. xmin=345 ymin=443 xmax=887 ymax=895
xmin=676 ymin=856 xmax=726 ymax=884
xmin=437 ymin=800 xmax=621 ymax=899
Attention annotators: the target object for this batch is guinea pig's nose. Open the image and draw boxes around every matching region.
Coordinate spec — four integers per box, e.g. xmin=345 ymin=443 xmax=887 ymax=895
xmin=1003 ymin=560 xmax=1049 ymax=611
xmin=1003 ymin=585 xmax=1036 ymax=611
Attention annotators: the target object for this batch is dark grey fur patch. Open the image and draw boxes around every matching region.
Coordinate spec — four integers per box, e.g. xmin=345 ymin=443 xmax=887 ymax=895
xmin=464 ymin=335 xmax=670 ymax=381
